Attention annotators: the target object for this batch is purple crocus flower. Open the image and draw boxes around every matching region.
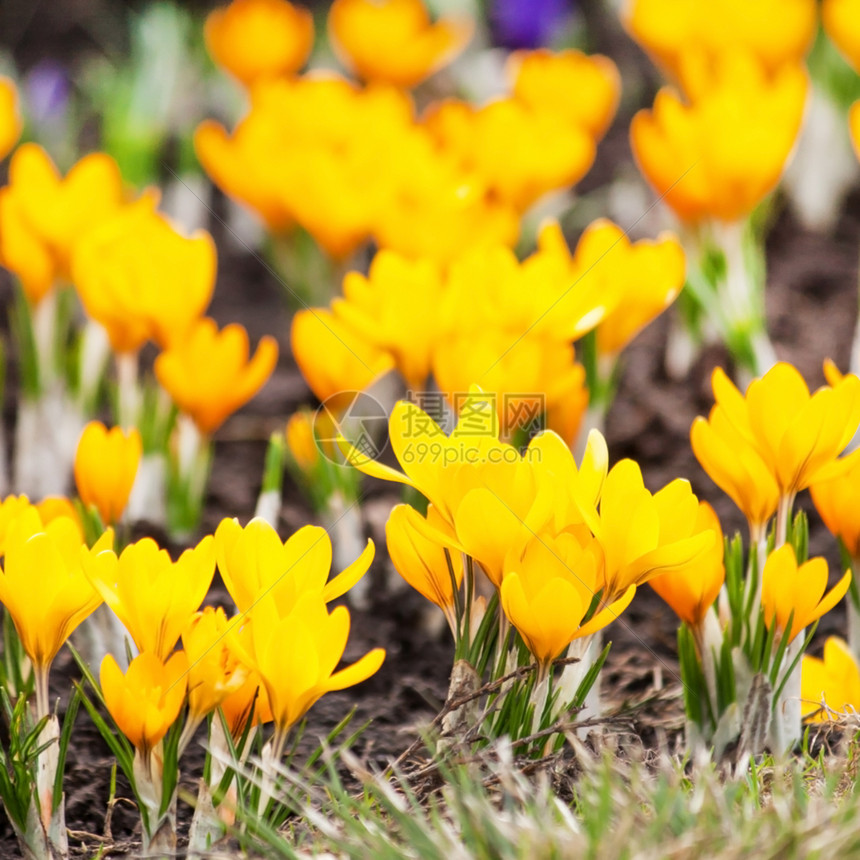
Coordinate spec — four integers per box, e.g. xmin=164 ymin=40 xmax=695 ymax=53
xmin=25 ymin=59 xmax=70 ymax=125
xmin=490 ymin=0 xmax=573 ymax=50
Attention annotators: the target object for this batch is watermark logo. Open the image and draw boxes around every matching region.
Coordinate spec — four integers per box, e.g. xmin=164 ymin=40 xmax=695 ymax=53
xmin=314 ymin=390 xmax=389 ymax=465
xmin=313 ymin=389 xmax=548 ymax=467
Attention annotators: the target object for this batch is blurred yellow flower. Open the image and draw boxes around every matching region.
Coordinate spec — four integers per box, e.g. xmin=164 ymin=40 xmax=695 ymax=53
xmin=205 ymin=0 xmax=314 ymax=86
xmin=214 ymin=517 xmax=373 ymax=614
xmin=544 ymin=365 xmax=590 ymax=449
xmin=243 ymin=591 xmax=384 ymax=734
xmin=0 ymin=77 xmax=21 ymax=161
xmin=811 ymin=456 xmax=860 ymax=564
xmin=286 ymin=410 xmax=320 ymax=471
xmin=328 ymin=0 xmax=473 ymax=88
xmin=501 ymin=532 xmax=635 ymax=675
xmin=762 ymin=545 xmax=851 ymax=644
xmin=623 ymin=0 xmax=816 ymax=83
xmin=509 ymin=49 xmax=620 ymax=140
xmin=84 ymin=534 xmax=216 ymax=660
xmin=291 ymin=308 xmax=394 ymax=408
xmin=0 ymin=144 xmax=124 ymax=305
xmin=73 ymin=201 xmax=216 ymax=352
xmin=333 ymin=251 xmax=444 ymax=390
xmin=34 ymin=497 xmax=83 ymax=534
xmin=0 ymin=512 xmax=110 ymax=686
xmin=630 ymin=51 xmax=807 ymax=223
xmin=196 ymin=75 xmax=520 ymax=262
xmin=194 ymin=118 xmax=295 ymax=233
xmin=371 ymin=140 xmax=520 ymax=263
xmin=437 ymin=236 xmax=609 ymax=344
xmin=74 ymin=421 xmax=142 ymax=526
xmin=101 ymin=651 xmax=189 ymax=753
xmin=182 ymin=607 xmax=248 ymax=721
xmin=432 ymin=331 xmax=584 ymax=442
xmin=823 ymin=0 xmax=860 ymax=73
xmin=693 ymin=364 xmax=860 ymax=516
xmin=649 ymin=501 xmax=725 ymax=628
xmin=424 ymin=96 xmax=595 ymax=212
xmin=802 ymin=637 xmax=860 ymax=722
xmin=155 ymin=318 xmax=278 ymax=435
xmin=386 ymin=504 xmax=463 ymax=632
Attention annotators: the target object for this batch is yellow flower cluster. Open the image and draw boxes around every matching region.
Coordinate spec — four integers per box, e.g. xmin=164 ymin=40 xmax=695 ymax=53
xmin=0 ymin=492 xmax=382 ymax=755
xmin=196 ymin=0 xmax=620 ymax=262
xmin=623 ymin=0 xmax=816 ymax=85
xmin=294 ymin=220 xmax=685 ymax=445
xmin=692 ymin=362 xmax=860 ymax=540
xmin=349 ymin=391 xmax=714 ymax=674
xmin=0 ymin=143 xmax=277 ymax=437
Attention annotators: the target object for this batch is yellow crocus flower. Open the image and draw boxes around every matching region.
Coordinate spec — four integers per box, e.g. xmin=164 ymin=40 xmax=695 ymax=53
xmin=532 ymin=218 xmax=686 ymax=357
xmin=693 ymin=364 xmax=860 ymax=515
xmin=220 ymin=670 xmax=273 ymax=737
xmin=649 ymin=501 xmax=725 ymax=628
xmin=205 ymin=0 xmax=314 ymax=87
xmin=214 ymin=517 xmax=373 ymax=615
xmin=424 ymin=96 xmax=595 ymax=212
xmin=182 ymin=607 xmax=248 ymax=722
xmin=386 ymin=503 xmax=463 ymax=632
xmin=328 ymin=0 xmax=473 ymax=89
xmin=72 ymin=200 xmax=216 ymax=352
xmin=0 ymin=496 xmax=84 ymax=557
xmin=0 ymin=144 xmax=125 ymax=305
xmin=762 ymin=545 xmax=851 ymax=645
xmin=802 ymin=637 xmax=860 ymax=722
xmin=623 ymin=0 xmax=816 ymax=84
xmin=34 ymin=497 xmax=83 ymax=533
xmin=84 ymin=535 xmax=216 ymax=660
xmin=823 ymin=0 xmax=860 ymax=73
xmin=432 ymin=331 xmax=585 ymax=442
xmin=630 ymin=51 xmax=808 ymax=223
xmin=154 ymin=317 xmax=278 ymax=436
xmin=100 ymin=651 xmax=189 ymax=754
xmin=194 ymin=118 xmax=294 ymax=234
xmin=345 ymin=389 xmax=510 ymax=524
xmin=529 ymin=429 xmax=609 ymax=537
xmin=291 ymin=308 xmax=395 ymax=409
xmin=286 ymin=410 xmax=320 ymax=471
xmin=811 ymin=455 xmax=860 ymax=561
xmin=0 ymin=511 xmax=111 ymax=710
xmin=509 ymin=49 xmax=620 ymax=140
xmin=586 ymin=459 xmax=713 ymax=606
xmin=451 ymin=469 xmax=555 ymax=590
xmin=0 ymin=77 xmax=21 ymax=162
xmin=74 ymin=421 xmax=142 ymax=526
xmin=0 ymin=495 xmax=37 ymax=555
xmin=332 ymin=250 xmax=445 ymax=391
xmin=501 ymin=532 xmax=635 ymax=677
xmin=243 ymin=591 xmax=384 ymax=735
